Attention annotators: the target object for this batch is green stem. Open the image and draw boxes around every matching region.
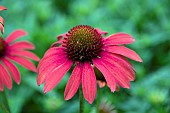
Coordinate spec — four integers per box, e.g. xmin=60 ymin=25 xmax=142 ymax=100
xmin=96 ymin=86 xmax=101 ymax=113
xmin=79 ymin=87 xmax=83 ymax=113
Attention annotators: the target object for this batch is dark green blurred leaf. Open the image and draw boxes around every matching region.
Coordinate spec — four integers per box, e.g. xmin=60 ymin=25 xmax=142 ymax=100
xmin=0 ymin=92 xmax=11 ymax=113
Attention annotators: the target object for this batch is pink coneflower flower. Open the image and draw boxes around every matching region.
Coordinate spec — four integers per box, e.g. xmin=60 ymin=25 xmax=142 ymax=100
xmin=0 ymin=30 xmax=40 ymax=91
xmin=37 ymin=25 xmax=142 ymax=104
xmin=0 ymin=6 xmax=7 ymax=34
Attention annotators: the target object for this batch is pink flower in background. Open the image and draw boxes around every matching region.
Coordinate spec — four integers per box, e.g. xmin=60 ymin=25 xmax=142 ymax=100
xmin=0 ymin=6 xmax=7 ymax=34
xmin=0 ymin=30 xmax=40 ymax=91
xmin=37 ymin=25 xmax=142 ymax=104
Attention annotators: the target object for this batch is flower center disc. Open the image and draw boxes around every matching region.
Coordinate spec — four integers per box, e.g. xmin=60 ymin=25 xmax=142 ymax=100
xmin=64 ymin=25 xmax=103 ymax=62
xmin=0 ymin=37 xmax=7 ymax=58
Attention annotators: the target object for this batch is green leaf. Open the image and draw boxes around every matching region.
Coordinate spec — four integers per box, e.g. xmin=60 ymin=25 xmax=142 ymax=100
xmin=0 ymin=91 xmax=11 ymax=113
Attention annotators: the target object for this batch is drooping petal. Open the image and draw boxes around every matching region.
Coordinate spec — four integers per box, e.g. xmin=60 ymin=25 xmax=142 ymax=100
xmin=0 ymin=23 xmax=4 ymax=34
xmin=1 ymin=58 xmax=21 ymax=84
xmin=82 ymin=62 xmax=96 ymax=104
xmin=93 ymin=59 xmax=116 ymax=92
xmin=102 ymin=59 xmax=130 ymax=88
xmin=103 ymin=45 xmax=143 ymax=62
xmin=37 ymin=55 xmax=67 ymax=85
xmin=44 ymin=60 xmax=72 ymax=93
xmin=7 ymin=55 xmax=36 ymax=72
xmin=103 ymin=33 xmax=135 ymax=45
xmin=8 ymin=50 xmax=40 ymax=61
xmin=0 ymin=6 xmax=7 ymax=11
xmin=9 ymin=41 xmax=35 ymax=50
xmin=57 ymin=33 xmax=67 ymax=41
xmin=64 ymin=62 xmax=83 ymax=100
xmin=5 ymin=30 xmax=27 ymax=44
xmin=101 ymin=51 xmax=135 ymax=81
xmin=50 ymin=40 xmax=64 ymax=47
xmin=0 ymin=64 xmax=12 ymax=89
xmin=0 ymin=79 xmax=4 ymax=91
xmin=95 ymin=28 xmax=108 ymax=35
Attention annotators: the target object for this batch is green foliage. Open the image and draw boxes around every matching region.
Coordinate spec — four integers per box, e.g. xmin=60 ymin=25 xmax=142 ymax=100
xmin=0 ymin=0 xmax=170 ymax=113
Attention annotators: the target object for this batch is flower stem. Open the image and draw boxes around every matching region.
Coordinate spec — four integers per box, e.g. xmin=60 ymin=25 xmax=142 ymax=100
xmin=79 ymin=87 xmax=83 ymax=113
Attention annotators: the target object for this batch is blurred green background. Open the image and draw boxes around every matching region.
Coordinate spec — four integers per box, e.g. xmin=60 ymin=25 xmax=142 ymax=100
xmin=1 ymin=0 xmax=170 ymax=113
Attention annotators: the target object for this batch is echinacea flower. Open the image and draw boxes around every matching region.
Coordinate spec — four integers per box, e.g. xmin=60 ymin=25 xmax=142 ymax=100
xmin=0 ymin=30 xmax=40 ymax=91
xmin=37 ymin=25 xmax=142 ymax=104
xmin=0 ymin=6 xmax=7 ymax=34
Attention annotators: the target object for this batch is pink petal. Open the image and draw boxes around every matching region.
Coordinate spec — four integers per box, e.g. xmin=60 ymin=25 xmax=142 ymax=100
xmin=50 ymin=40 xmax=64 ymax=47
xmin=82 ymin=62 xmax=96 ymax=104
xmin=0 ymin=64 xmax=12 ymax=89
xmin=0 ymin=6 xmax=7 ymax=11
xmin=9 ymin=41 xmax=35 ymax=50
xmin=7 ymin=55 xmax=36 ymax=72
xmin=64 ymin=62 xmax=83 ymax=100
xmin=8 ymin=50 xmax=40 ymax=61
xmin=0 ymin=79 xmax=4 ymax=91
xmin=44 ymin=60 xmax=72 ymax=93
xmin=43 ymin=47 xmax=65 ymax=57
xmin=0 ymin=16 xmax=4 ymax=25
xmin=37 ymin=55 xmax=67 ymax=85
xmin=101 ymin=51 xmax=135 ymax=81
xmin=1 ymin=58 xmax=21 ymax=84
xmin=57 ymin=33 xmax=67 ymax=41
xmin=103 ymin=45 xmax=143 ymax=62
xmin=0 ymin=23 xmax=4 ymax=34
xmin=93 ymin=59 xmax=116 ymax=92
xmin=102 ymin=59 xmax=130 ymax=88
xmin=104 ymin=33 xmax=135 ymax=45
xmin=95 ymin=28 xmax=108 ymax=35
xmin=5 ymin=30 xmax=27 ymax=44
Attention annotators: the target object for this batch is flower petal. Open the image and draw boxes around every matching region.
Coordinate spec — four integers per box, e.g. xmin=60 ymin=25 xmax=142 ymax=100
xmin=44 ymin=60 xmax=72 ymax=93
xmin=64 ymin=62 xmax=83 ymax=100
xmin=5 ymin=30 xmax=27 ymax=44
xmin=7 ymin=55 xmax=36 ymax=72
xmin=104 ymin=33 xmax=135 ymax=45
xmin=0 ymin=23 xmax=4 ymax=34
xmin=93 ymin=59 xmax=116 ymax=92
xmin=95 ymin=28 xmax=108 ymax=35
xmin=37 ymin=55 xmax=67 ymax=85
xmin=0 ymin=6 xmax=7 ymax=11
xmin=0 ymin=64 xmax=12 ymax=89
xmin=8 ymin=50 xmax=40 ymax=61
xmin=103 ymin=45 xmax=143 ymax=62
xmin=9 ymin=41 xmax=35 ymax=50
xmin=101 ymin=51 xmax=135 ymax=81
xmin=82 ymin=62 xmax=96 ymax=104
xmin=0 ymin=16 xmax=4 ymax=25
xmin=1 ymin=58 xmax=21 ymax=84
xmin=43 ymin=47 xmax=65 ymax=57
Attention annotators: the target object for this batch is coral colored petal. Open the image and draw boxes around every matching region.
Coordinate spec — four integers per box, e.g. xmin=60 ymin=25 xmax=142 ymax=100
xmin=0 ymin=79 xmax=4 ymax=91
xmin=0 ymin=64 xmax=12 ymax=89
xmin=0 ymin=23 xmax=4 ymax=34
xmin=102 ymin=59 xmax=130 ymax=88
xmin=5 ymin=30 xmax=27 ymax=43
xmin=101 ymin=51 xmax=135 ymax=81
xmin=37 ymin=55 xmax=67 ymax=85
xmin=9 ymin=41 xmax=35 ymax=50
xmin=8 ymin=50 xmax=40 ymax=61
xmin=44 ymin=60 xmax=72 ymax=93
xmin=64 ymin=62 xmax=83 ymax=100
xmin=7 ymin=55 xmax=36 ymax=72
xmin=93 ymin=59 xmax=116 ymax=92
xmin=0 ymin=16 xmax=4 ymax=25
xmin=1 ymin=58 xmax=21 ymax=84
xmin=103 ymin=46 xmax=143 ymax=62
xmin=43 ymin=47 xmax=65 ymax=57
xmin=104 ymin=33 xmax=135 ymax=45
xmin=95 ymin=28 xmax=108 ymax=35
xmin=0 ymin=6 xmax=7 ymax=11
xmin=82 ymin=62 xmax=96 ymax=104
